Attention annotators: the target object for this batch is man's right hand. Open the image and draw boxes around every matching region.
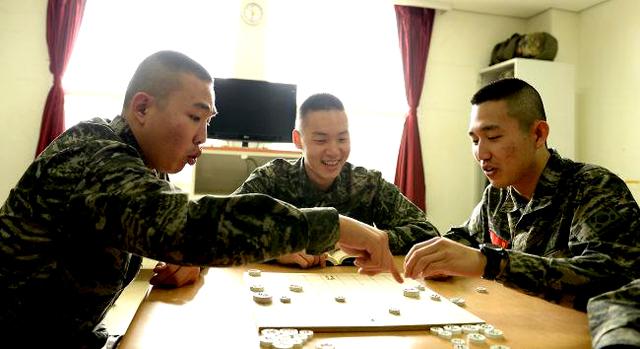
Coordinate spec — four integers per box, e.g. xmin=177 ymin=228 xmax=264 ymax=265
xmin=276 ymin=251 xmax=327 ymax=269
xmin=336 ymin=215 xmax=403 ymax=283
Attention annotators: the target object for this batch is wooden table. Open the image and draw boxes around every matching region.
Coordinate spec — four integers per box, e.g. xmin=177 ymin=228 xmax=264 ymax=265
xmin=119 ymin=259 xmax=591 ymax=348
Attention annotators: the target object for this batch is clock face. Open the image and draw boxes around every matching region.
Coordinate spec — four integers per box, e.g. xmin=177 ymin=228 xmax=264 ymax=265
xmin=242 ymin=2 xmax=263 ymax=25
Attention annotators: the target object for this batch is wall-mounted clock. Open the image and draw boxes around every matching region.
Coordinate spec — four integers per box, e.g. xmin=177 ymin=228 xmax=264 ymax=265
xmin=242 ymin=2 xmax=263 ymax=26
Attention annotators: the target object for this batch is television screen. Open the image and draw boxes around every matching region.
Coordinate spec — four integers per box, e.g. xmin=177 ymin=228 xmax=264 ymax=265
xmin=208 ymin=78 xmax=297 ymax=143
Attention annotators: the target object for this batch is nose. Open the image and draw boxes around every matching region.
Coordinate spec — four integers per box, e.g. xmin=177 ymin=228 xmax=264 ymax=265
xmin=195 ymin=123 xmax=207 ymax=145
xmin=326 ymin=140 xmax=341 ymax=156
xmin=474 ymin=140 xmax=490 ymax=162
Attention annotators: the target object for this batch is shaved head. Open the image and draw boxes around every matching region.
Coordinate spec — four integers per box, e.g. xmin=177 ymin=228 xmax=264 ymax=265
xmin=122 ymin=50 xmax=212 ymax=111
xmin=296 ymin=93 xmax=345 ymax=131
xmin=471 ymin=78 xmax=546 ymax=131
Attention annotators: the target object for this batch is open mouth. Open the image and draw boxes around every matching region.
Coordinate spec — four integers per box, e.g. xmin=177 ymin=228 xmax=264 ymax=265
xmin=482 ymin=166 xmax=496 ymax=176
xmin=321 ymin=159 xmax=341 ymax=168
xmin=187 ymin=151 xmax=201 ymax=166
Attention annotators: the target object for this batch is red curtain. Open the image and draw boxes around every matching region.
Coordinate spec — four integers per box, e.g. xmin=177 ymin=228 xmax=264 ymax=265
xmin=393 ymin=5 xmax=435 ymax=211
xmin=35 ymin=0 xmax=86 ymax=157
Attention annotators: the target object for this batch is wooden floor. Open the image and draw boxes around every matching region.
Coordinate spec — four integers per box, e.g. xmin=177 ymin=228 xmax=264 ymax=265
xmin=102 ymin=258 xmax=156 ymax=335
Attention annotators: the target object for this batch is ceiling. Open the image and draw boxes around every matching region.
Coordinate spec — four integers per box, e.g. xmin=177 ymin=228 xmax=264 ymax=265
xmin=402 ymin=0 xmax=609 ymax=18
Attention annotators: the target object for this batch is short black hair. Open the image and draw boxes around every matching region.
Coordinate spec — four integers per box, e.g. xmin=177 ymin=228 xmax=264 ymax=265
xmin=297 ymin=93 xmax=345 ymax=130
xmin=471 ymin=78 xmax=546 ymax=130
xmin=122 ymin=50 xmax=212 ymax=111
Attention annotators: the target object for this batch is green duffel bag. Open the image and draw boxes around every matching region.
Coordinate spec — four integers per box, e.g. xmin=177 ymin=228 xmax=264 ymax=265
xmin=490 ymin=33 xmax=522 ymax=65
xmin=516 ymin=32 xmax=558 ymax=61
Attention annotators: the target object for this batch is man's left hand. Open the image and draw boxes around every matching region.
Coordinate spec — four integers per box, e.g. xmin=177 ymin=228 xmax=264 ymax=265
xmin=150 ymin=262 xmax=201 ymax=288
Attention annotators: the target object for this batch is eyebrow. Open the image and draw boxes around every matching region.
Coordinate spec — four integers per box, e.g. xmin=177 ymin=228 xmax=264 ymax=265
xmin=468 ymin=124 xmax=501 ymax=136
xmin=311 ymin=130 xmax=349 ymax=137
xmin=193 ymin=102 xmax=216 ymax=116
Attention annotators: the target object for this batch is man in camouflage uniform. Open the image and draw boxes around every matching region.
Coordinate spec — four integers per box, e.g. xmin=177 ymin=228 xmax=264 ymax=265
xmin=0 ymin=51 xmax=401 ymax=348
xmin=404 ymin=78 xmax=639 ymax=311
xmin=233 ymin=93 xmax=439 ymax=268
xmin=588 ymin=279 xmax=640 ymax=348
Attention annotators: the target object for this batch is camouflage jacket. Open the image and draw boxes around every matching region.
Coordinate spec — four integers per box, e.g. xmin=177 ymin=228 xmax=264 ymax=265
xmin=588 ymin=278 xmax=640 ymax=348
xmin=233 ymin=158 xmax=439 ymax=254
xmin=0 ymin=116 xmax=339 ymax=346
xmin=445 ymin=150 xmax=640 ymax=310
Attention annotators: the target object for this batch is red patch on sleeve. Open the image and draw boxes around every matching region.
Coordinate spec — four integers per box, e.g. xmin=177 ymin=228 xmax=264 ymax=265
xmin=489 ymin=229 xmax=509 ymax=248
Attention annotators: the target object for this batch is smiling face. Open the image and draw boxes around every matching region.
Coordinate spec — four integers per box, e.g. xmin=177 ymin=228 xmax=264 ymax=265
xmin=468 ymin=100 xmax=547 ymax=197
xmin=293 ymin=109 xmax=350 ymax=191
xmin=131 ymin=73 xmax=215 ymax=173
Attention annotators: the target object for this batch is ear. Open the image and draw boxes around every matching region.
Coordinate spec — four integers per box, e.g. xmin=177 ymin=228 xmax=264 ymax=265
xmin=292 ymin=129 xmax=303 ymax=150
xmin=130 ymin=92 xmax=153 ymax=125
xmin=532 ymin=120 xmax=549 ymax=148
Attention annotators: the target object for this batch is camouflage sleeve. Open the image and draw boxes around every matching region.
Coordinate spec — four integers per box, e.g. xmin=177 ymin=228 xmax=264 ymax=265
xmin=371 ymin=177 xmax=440 ymax=254
xmin=587 ymin=279 xmax=640 ymax=349
xmin=498 ymin=171 xmax=640 ymax=309
xmin=443 ymin=188 xmax=490 ymax=247
xmin=74 ymin=145 xmax=339 ymax=266
xmin=231 ymin=165 xmax=272 ymax=195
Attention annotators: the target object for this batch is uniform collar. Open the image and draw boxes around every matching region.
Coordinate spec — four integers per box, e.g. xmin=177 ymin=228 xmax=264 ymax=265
xmin=109 ymin=115 xmax=150 ymax=168
xmin=297 ymin=158 xmax=350 ymax=198
xmin=503 ymin=149 xmax=563 ymax=214
xmin=529 ymin=149 xmax=564 ymax=210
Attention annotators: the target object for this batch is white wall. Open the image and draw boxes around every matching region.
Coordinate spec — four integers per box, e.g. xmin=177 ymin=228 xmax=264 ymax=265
xmin=526 ymin=9 xmax=579 ymax=65
xmin=0 ymin=0 xmax=50 ymax=203
xmin=421 ymin=0 xmax=640 ymax=234
xmin=577 ymin=0 xmax=640 ymax=201
xmin=420 ymin=10 xmax=525 ymax=232
xmin=234 ymin=0 xmax=265 ymax=79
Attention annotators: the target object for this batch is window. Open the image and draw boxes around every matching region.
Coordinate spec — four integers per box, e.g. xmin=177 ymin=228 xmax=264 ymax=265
xmin=265 ymin=0 xmax=406 ymax=180
xmin=64 ymin=0 xmax=239 ymax=127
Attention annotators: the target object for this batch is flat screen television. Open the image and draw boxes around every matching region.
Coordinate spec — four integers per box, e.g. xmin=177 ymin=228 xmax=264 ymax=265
xmin=208 ymin=78 xmax=297 ymax=144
